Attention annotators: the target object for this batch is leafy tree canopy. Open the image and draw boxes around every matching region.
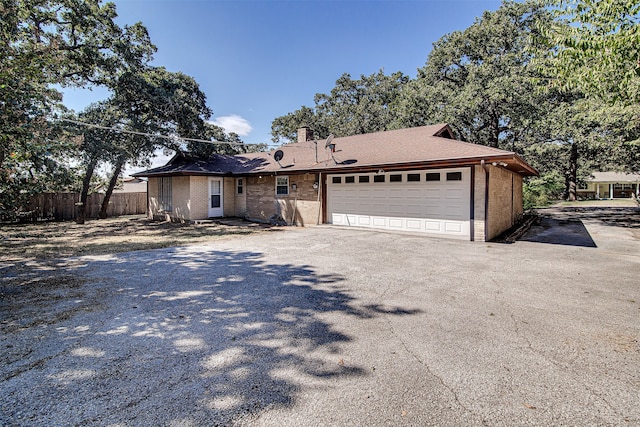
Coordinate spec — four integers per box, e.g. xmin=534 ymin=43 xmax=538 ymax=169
xmin=536 ymin=0 xmax=640 ymax=104
xmin=271 ymin=70 xmax=408 ymax=143
xmin=394 ymin=0 xmax=554 ymax=149
xmin=0 ymin=0 xmax=154 ymax=219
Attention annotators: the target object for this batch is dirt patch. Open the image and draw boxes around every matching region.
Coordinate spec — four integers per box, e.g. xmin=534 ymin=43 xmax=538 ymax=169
xmin=0 ymin=273 xmax=89 ymax=334
xmin=0 ymin=215 xmax=278 ymax=262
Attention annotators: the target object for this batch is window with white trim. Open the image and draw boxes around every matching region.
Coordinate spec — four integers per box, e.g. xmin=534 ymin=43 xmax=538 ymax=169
xmin=158 ymin=177 xmax=172 ymax=211
xmin=276 ymin=176 xmax=289 ymax=195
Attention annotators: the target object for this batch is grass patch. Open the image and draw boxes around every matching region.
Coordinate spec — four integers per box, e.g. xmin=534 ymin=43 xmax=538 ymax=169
xmin=554 ymin=199 xmax=639 ymax=208
xmin=0 ymin=215 xmax=277 ymax=262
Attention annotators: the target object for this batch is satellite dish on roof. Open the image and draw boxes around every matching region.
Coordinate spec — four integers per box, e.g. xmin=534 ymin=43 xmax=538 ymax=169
xmin=324 ymin=134 xmax=335 ymax=148
xmin=274 ymin=150 xmax=284 ymax=162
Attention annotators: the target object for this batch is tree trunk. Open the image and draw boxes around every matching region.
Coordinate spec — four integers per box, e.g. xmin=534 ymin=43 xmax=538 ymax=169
xmin=567 ymin=142 xmax=578 ymax=201
xmin=77 ymin=158 xmax=98 ymax=224
xmin=99 ymin=160 xmax=124 ymax=219
xmin=490 ymin=114 xmax=500 ymax=148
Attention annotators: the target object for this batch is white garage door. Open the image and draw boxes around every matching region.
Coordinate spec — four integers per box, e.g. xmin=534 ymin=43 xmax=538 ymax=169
xmin=327 ymin=168 xmax=470 ymax=239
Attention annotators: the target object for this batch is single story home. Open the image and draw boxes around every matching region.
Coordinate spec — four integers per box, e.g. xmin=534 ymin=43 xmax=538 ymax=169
xmin=114 ymin=177 xmax=148 ymax=193
xmin=577 ymin=171 xmax=640 ymax=200
xmin=133 ymin=124 xmax=538 ymax=241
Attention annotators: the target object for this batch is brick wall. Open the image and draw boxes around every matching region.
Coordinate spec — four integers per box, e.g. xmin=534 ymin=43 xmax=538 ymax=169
xmin=473 ymin=164 xmax=523 ymax=241
xmin=473 ymin=165 xmax=486 ymax=242
xmin=233 ymin=177 xmax=247 ymax=217
xmin=223 ymin=177 xmax=236 ymax=217
xmin=486 ymin=165 xmax=520 ymax=241
xmin=245 ymin=173 xmax=320 ymax=225
xmin=170 ymin=176 xmax=191 ymax=221
xmin=190 ymin=176 xmax=209 ymax=220
xmin=148 ymin=177 xmax=159 ymax=219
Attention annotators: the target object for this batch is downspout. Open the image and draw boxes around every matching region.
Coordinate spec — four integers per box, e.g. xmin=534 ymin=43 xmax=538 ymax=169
xmin=469 ymin=166 xmax=475 ymax=241
xmin=146 ymin=178 xmax=150 ymax=219
xmin=316 ymin=172 xmax=322 ymax=225
xmin=511 ymin=173 xmax=514 ymax=226
xmin=481 ymin=160 xmax=490 ymax=242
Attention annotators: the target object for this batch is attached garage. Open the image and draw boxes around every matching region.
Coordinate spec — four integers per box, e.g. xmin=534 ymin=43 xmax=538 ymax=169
xmin=136 ymin=124 xmax=538 ymax=241
xmin=327 ymin=168 xmax=471 ymax=239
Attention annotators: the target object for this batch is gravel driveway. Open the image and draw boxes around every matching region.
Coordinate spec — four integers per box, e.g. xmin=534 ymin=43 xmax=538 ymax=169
xmin=1 ymin=208 xmax=639 ymax=426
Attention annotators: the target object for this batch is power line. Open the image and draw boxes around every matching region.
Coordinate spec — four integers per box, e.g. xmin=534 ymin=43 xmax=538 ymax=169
xmin=61 ymin=118 xmax=277 ymax=148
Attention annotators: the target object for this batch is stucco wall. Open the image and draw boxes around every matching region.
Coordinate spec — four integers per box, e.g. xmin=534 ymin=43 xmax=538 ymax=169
xmin=245 ymin=173 xmax=320 ymax=225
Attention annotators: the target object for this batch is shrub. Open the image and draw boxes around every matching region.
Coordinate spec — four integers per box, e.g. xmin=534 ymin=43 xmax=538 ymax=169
xmin=523 ymin=172 xmax=565 ymax=210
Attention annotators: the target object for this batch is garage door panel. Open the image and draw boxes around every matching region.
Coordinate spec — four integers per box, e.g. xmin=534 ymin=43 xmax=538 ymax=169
xmin=327 ymin=168 xmax=470 ymax=239
xmin=357 ymin=216 xmax=371 ymax=226
xmin=424 ymin=189 xmax=442 ymax=199
xmin=406 ymin=219 xmax=422 ymax=230
xmin=389 ymin=218 xmax=403 ymax=229
xmin=406 ymin=189 xmax=422 ymax=199
xmin=445 ymin=222 xmax=463 ymax=233
xmin=372 ymin=217 xmax=387 ymax=227
xmin=445 ymin=188 xmax=465 ymax=199
xmin=425 ymin=220 xmax=442 ymax=231
xmin=406 ymin=205 xmax=423 ymax=216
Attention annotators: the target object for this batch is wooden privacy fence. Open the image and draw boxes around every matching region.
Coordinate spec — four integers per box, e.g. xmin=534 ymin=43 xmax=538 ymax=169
xmin=27 ymin=192 xmax=147 ymax=221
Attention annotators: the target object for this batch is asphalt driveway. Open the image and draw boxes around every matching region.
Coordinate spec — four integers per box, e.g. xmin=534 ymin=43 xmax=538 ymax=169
xmin=1 ymin=207 xmax=639 ymax=426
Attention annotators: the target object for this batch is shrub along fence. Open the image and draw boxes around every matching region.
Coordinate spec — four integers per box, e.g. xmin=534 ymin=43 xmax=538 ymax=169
xmin=25 ymin=192 xmax=147 ymax=221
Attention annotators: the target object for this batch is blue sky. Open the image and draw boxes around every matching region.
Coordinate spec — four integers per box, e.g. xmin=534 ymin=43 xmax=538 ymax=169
xmin=63 ymin=0 xmax=503 ymax=169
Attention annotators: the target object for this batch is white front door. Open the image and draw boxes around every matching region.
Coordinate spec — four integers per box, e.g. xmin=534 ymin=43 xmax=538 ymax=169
xmin=208 ymin=178 xmax=223 ymax=217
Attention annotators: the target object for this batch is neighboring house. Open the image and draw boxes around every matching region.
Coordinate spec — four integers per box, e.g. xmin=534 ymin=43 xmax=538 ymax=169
xmin=133 ymin=124 xmax=538 ymax=241
xmin=114 ymin=177 xmax=148 ymax=193
xmin=578 ymin=172 xmax=640 ymax=200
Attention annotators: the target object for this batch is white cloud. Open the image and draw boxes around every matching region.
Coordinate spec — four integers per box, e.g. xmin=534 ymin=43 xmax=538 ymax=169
xmin=210 ymin=115 xmax=253 ymax=137
xmin=124 ymin=149 xmax=175 ymax=177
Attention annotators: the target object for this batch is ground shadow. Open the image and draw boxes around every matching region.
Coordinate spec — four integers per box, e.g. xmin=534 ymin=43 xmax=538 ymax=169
xmin=517 ymin=206 xmax=640 ymax=247
xmin=519 ymin=216 xmax=597 ymax=247
xmin=0 ymin=247 xmax=421 ymax=426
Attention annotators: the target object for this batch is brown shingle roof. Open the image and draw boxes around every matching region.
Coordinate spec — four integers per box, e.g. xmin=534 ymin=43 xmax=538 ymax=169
xmin=134 ymin=124 xmax=538 ymax=177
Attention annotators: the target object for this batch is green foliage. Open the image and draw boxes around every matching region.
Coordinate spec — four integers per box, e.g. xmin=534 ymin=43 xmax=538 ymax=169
xmin=523 ymin=171 xmax=565 ymax=209
xmin=536 ymin=0 xmax=640 ymax=103
xmin=0 ymin=0 xmax=155 ymax=219
xmin=271 ymin=70 xmax=408 ymax=143
xmin=395 ymin=1 xmax=553 ymax=149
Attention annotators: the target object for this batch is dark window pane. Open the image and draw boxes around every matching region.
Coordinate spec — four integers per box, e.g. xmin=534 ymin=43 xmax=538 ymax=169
xmin=332 ymin=176 xmax=341 ymax=184
xmin=390 ymin=174 xmax=402 ymax=182
xmin=407 ymin=173 xmax=420 ymax=182
xmin=374 ymin=175 xmax=385 ymax=183
xmin=211 ymin=195 xmax=221 ymax=208
xmin=359 ymin=176 xmax=370 ymax=183
xmin=447 ymin=172 xmax=462 ymax=181
xmin=345 ymin=176 xmax=355 ymax=183
xmin=426 ymin=173 xmax=440 ymax=181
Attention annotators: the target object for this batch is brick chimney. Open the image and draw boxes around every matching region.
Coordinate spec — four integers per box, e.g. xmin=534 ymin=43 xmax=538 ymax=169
xmin=297 ymin=126 xmax=313 ymax=143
